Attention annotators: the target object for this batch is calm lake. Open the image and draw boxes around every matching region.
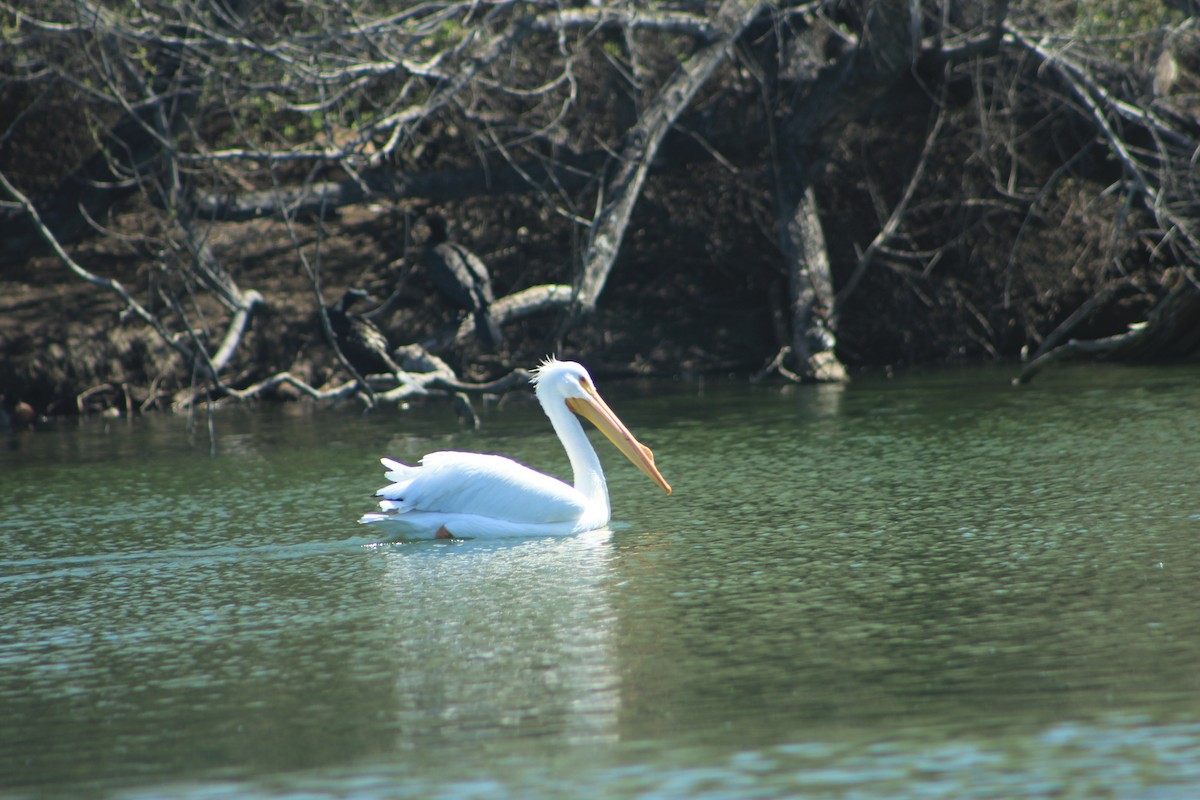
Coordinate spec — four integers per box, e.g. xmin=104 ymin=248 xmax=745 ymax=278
xmin=3 ymin=363 xmax=1200 ymax=798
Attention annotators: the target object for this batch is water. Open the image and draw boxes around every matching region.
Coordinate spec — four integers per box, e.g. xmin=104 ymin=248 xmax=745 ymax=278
xmin=2 ymin=364 xmax=1199 ymax=798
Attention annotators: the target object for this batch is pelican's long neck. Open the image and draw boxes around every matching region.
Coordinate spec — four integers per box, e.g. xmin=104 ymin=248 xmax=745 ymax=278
xmin=541 ymin=392 xmax=609 ymax=523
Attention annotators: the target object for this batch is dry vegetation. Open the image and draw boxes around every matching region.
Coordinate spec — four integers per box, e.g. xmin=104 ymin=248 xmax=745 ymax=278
xmin=2 ymin=0 xmax=1198 ymax=418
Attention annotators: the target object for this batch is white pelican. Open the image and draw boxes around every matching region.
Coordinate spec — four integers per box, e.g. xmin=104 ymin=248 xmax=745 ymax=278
xmin=360 ymin=358 xmax=671 ymax=539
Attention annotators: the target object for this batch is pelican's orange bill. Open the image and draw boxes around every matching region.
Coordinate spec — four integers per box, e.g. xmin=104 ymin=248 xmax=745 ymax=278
xmin=567 ymin=392 xmax=672 ymax=495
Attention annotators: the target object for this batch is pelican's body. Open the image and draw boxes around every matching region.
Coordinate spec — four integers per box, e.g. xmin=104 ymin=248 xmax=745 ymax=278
xmin=360 ymin=359 xmax=671 ymax=539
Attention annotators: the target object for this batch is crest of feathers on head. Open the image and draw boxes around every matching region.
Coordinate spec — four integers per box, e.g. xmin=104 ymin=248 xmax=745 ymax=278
xmin=529 ymin=356 xmax=563 ymax=385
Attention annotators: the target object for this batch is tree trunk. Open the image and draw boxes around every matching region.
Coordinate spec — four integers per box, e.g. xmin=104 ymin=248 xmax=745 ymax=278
xmin=781 ymin=186 xmax=845 ymax=381
xmin=773 ymin=0 xmax=920 ymax=380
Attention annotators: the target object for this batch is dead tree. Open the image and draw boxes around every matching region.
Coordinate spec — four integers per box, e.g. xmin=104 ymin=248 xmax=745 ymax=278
xmin=1008 ymin=19 xmax=1200 ymax=382
xmin=5 ymin=0 xmax=1200 ymax=414
xmin=3 ymin=0 xmax=781 ymax=410
xmin=762 ymin=0 xmax=919 ymax=380
xmin=573 ymin=0 xmax=768 ymax=311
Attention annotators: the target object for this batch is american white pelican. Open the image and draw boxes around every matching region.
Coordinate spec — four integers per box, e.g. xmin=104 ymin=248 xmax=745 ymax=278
xmin=360 ymin=358 xmax=671 ymax=539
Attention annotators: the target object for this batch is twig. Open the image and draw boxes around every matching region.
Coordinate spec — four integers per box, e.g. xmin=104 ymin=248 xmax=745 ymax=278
xmin=836 ymin=84 xmax=948 ymax=308
xmin=0 ymin=168 xmax=187 ymax=358
xmin=752 ymin=346 xmax=805 ymax=383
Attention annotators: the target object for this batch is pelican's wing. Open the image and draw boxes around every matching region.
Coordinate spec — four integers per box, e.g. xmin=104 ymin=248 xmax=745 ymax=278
xmin=374 ymin=451 xmax=585 ymax=524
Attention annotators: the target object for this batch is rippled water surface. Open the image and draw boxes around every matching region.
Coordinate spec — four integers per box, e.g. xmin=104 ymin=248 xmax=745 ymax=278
xmin=3 ymin=364 xmax=1200 ymax=798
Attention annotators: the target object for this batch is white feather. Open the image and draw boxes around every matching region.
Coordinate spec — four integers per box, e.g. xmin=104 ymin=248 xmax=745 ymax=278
xmin=372 ymin=452 xmax=585 ymax=522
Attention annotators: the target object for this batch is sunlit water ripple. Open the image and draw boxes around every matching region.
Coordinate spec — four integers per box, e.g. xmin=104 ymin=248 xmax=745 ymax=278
xmin=2 ymin=364 xmax=1199 ymax=797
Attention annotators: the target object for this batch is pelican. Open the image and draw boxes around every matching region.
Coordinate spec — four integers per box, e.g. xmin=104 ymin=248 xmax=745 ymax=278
xmin=360 ymin=358 xmax=671 ymax=539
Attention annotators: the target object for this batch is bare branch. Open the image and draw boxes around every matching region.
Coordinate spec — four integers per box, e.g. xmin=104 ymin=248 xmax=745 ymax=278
xmin=530 ymin=8 xmax=718 ymax=39
xmin=836 ymin=89 xmax=949 ymax=309
xmin=210 ymin=290 xmax=263 ymax=374
xmin=576 ymin=0 xmax=769 ymax=312
xmin=0 ymin=168 xmax=184 ymax=356
xmin=453 ymin=284 xmax=575 ymax=342
xmin=1017 ymin=270 xmax=1200 ymax=384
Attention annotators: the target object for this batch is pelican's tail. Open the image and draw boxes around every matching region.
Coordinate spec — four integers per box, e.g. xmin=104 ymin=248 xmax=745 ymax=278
xmin=360 ymin=457 xmax=417 ymax=524
xmin=380 ymin=457 xmax=417 ymax=486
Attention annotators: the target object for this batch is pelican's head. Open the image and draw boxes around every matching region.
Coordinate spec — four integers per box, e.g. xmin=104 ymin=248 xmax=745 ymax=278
xmin=532 ymin=358 xmax=672 ymax=495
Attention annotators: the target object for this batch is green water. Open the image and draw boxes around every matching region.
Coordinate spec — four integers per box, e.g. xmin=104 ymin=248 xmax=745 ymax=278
xmin=2 ymin=364 xmax=1199 ymax=798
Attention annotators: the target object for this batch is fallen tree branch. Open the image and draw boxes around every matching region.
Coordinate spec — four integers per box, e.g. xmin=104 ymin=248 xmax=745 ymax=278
xmin=1016 ymin=270 xmax=1200 ymax=383
xmin=1023 ymin=282 xmax=1124 ymax=365
xmin=424 ymin=369 xmax=533 ymax=395
xmin=183 ymin=354 xmax=534 ymax=411
xmin=211 ymin=290 xmax=264 ymax=374
xmin=189 ymin=151 xmax=611 ymax=222
xmin=392 ymin=344 xmax=532 ymax=429
xmin=453 ymin=283 xmax=575 ymax=342
xmin=1016 ymin=325 xmax=1148 ymax=385
xmin=575 ymin=0 xmax=768 ymax=312
xmin=375 ymin=358 xmax=533 ymax=397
